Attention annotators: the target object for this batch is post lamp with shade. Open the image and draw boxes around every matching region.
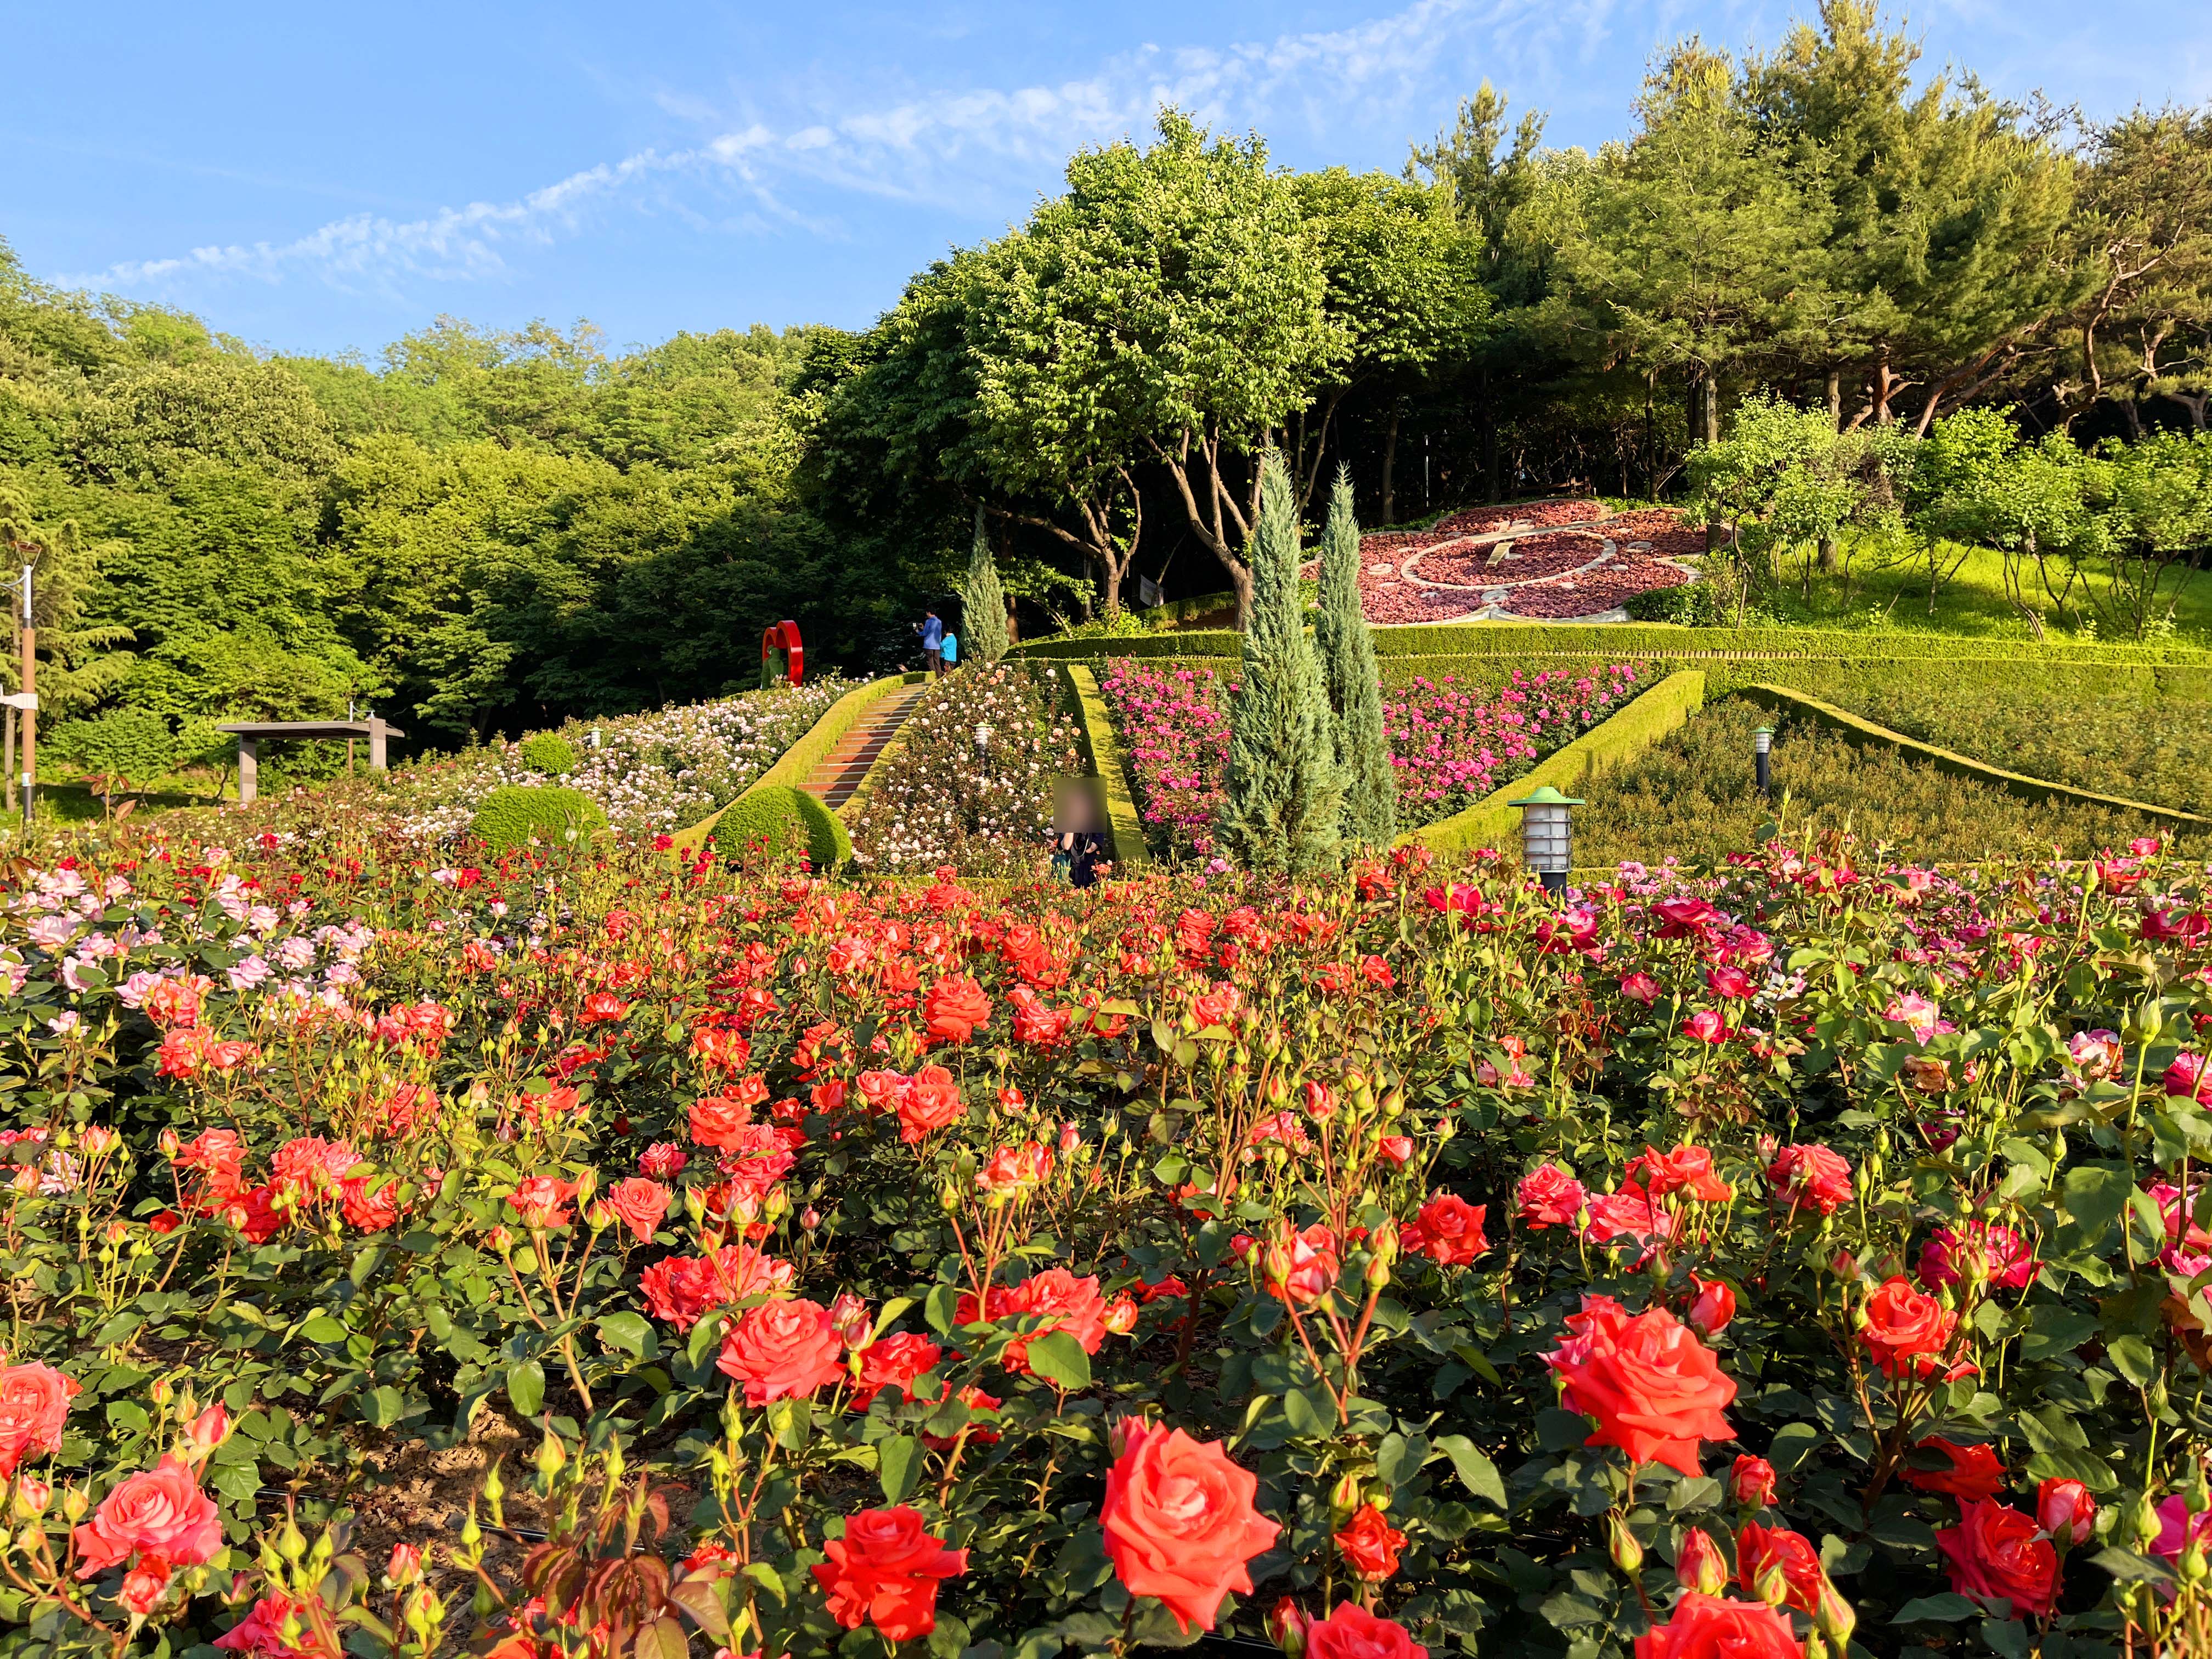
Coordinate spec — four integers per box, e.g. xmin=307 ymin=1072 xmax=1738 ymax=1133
xmin=1753 ymin=725 xmax=1774 ymax=797
xmin=1506 ymin=783 xmax=1583 ymax=896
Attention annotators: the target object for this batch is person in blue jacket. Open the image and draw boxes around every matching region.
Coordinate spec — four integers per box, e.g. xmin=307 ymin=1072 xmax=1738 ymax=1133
xmin=915 ymin=608 xmax=943 ymax=673
xmin=939 ymin=630 xmax=959 ymax=674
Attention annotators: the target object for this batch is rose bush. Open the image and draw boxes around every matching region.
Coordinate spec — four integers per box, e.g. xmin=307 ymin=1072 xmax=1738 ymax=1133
xmin=0 ymin=820 xmax=2207 ymax=1658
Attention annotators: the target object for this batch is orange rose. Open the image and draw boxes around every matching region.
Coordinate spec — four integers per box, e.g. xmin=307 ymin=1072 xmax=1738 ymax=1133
xmin=715 ymin=1298 xmax=847 ymax=1407
xmin=0 ymin=1362 xmax=80 ymax=1476
xmin=1334 ymin=1503 xmax=1406 ymax=1582
xmin=1634 ymin=1593 xmax=1800 ymax=1659
xmin=72 ymin=1455 xmax=223 ymax=1575
xmin=1858 ymin=1276 xmax=1970 ymax=1379
xmin=922 ymin=976 xmax=991 ymax=1046
xmin=1544 ymin=1296 xmax=1737 ymax=1476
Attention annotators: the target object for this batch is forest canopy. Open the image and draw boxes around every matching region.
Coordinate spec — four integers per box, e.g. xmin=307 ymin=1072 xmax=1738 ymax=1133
xmin=1 ymin=0 xmax=2207 ymax=760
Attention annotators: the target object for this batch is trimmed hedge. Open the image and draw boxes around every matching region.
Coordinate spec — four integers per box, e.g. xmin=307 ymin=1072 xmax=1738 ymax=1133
xmin=1061 ymin=664 xmax=1150 ymax=870
xmin=516 ymin=732 xmax=578 ymax=776
xmin=469 ymin=785 xmax=608 ymax=851
xmin=1009 ymin=620 xmax=2210 ymax=667
xmin=1401 ymin=669 xmax=1709 ymax=857
xmin=670 ymin=673 xmax=926 ymax=854
xmin=1734 ymin=683 xmax=2209 ymax=828
xmin=709 ymin=784 xmax=853 ymax=872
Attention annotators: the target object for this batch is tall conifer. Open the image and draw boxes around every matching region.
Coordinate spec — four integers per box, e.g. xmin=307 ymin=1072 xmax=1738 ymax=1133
xmin=958 ymin=509 xmax=1010 ymax=665
xmin=1313 ymin=466 xmax=1395 ymax=846
xmin=1214 ymin=453 xmax=1342 ymax=872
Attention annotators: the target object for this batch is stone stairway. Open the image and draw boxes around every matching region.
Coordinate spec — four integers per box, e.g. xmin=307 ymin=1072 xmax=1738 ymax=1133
xmin=799 ymin=682 xmax=927 ymax=812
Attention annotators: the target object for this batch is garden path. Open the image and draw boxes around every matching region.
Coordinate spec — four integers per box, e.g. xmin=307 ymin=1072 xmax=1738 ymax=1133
xmin=800 ymin=682 xmax=927 ymax=811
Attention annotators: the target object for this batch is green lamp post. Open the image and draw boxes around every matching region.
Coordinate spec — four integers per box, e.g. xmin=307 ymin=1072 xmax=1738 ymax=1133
xmin=1506 ymin=783 xmax=1584 ymax=896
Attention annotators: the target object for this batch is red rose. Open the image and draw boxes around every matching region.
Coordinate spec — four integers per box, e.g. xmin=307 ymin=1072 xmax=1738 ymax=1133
xmin=898 ymin=1065 xmax=966 ymax=1144
xmin=1407 ymin=1194 xmax=1487 ymax=1266
xmin=1334 ymin=1503 xmax=1406 ymax=1582
xmin=338 ymin=1175 xmax=402 ymax=1234
xmin=1729 ymin=1455 xmax=1776 ymax=1509
xmin=1634 ymin=1593 xmax=1800 ymax=1659
xmin=1627 ymin=1144 xmax=1733 ymax=1203
xmin=1544 ymin=1296 xmax=1737 ymax=1476
xmin=1265 ymin=1223 xmax=1340 ymax=1307
xmin=1304 ymin=1603 xmax=1428 ymax=1659
xmin=715 ymin=1297 xmax=847 ymax=1407
xmin=72 ymin=1455 xmax=223 ymax=1575
xmin=1858 ymin=1276 xmax=1968 ymax=1379
xmin=853 ymin=1333 xmax=943 ymax=1410
xmin=1620 ymin=972 xmax=1662 ymax=1005
xmin=1516 ymin=1163 xmax=1588 ymax=1229
xmin=222 ymin=1184 xmax=287 ymax=1244
xmin=1900 ymin=1437 xmax=2006 ymax=1501
xmin=689 ymin=1094 xmax=753 ymax=1149
xmin=0 ymin=1362 xmax=80 ymax=1476
xmin=811 ymin=1506 xmax=966 ymax=1643
xmin=1918 ymin=1222 xmax=2038 ymax=1291
xmin=995 ymin=1268 xmax=1108 ymax=1373
xmin=923 ymin=976 xmax=991 ymax=1046
xmin=580 ymin=991 xmax=629 ymax=1024
xmin=1675 ymin=1527 xmax=1729 ymax=1594
xmin=1688 ymin=1276 xmax=1735 ymax=1338
xmin=1102 ymin=1423 xmax=1281 ymax=1632
xmin=640 ymin=1245 xmax=793 ymax=1329
xmin=1735 ymin=1521 xmax=1823 ymax=1613
xmin=1936 ymin=1499 xmax=2059 ymax=1619
xmin=1767 ymin=1144 xmax=1852 ymax=1215
xmin=604 ymin=1177 xmax=670 ymax=1244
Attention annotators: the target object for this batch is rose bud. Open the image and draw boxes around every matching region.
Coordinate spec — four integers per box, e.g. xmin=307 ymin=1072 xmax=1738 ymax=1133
xmin=1103 ymin=1295 xmax=1139 ymax=1336
xmin=1058 ymin=1121 xmax=1081 ymax=1154
xmin=387 ymin=1542 xmax=425 ymax=1587
xmin=1108 ymin=1413 xmax=1152 ymax=1459
xmin=801 ymin=1207 xmax=821 ymax=1230
xmin=159 ymin=1128 xmax=182 ymax=1159
xmin=12 ymin=1476 xmax=50 ymax=1519
xmin=1815 ymin=1580 xmax=1857 ymax=1645
xmin=1266 ymin=1596 xmax=1307 ymax=1655
xmin=1730 ymin=1455 xmax=1778 ymax=1510
xmin=1749 ymin=1550 xmax=1792 ymax=1608
xmin=828 ymin=1292 xmax=873 ymax=1351
xmin=2038 ymin=1477 xmax=2096 ymax=1545
xmin=1689 ymin=1276 xmax=1736 ymax=1338
xmin=1607 ymin=1513 xmax=1644 ymax=1574
xmin=186 ymin=1402 xmax=233 ymax=1460
xmin=1675 ymin=1527 xmax=1729 ymax=1595
xmin=997 ymin=1085 xmax=1025 ymax=1109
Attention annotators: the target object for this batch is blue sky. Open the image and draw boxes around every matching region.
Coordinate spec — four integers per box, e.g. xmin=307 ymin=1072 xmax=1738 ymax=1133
xmin=9 ymin=0 xmax=2209 ymax=360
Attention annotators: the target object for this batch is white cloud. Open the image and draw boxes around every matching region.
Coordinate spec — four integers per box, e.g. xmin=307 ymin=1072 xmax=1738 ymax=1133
xmin=61 ymin=0 xmax=1635 ymax=299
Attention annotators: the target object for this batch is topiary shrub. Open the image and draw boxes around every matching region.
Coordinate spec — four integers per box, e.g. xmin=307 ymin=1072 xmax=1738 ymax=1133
xmin=469 ymin=785 xmax=607 ymax=850
xmin=710 ymin=785 xmax=851 ymax=873
xmin=516 ymin=732 xmax=579 ymax=776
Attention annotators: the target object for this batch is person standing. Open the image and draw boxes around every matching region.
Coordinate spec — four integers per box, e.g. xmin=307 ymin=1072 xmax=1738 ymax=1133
xmin=915 ymin=608 xmax=944 ymax=674
xmin=938 ymin=629 xmax=958 ymax=675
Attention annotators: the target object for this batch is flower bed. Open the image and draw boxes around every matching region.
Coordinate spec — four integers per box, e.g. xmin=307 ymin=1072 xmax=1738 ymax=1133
xmin=1332 ymin=501 xmax=1699 ymax=624
xmin=1100 ymin=661 xmax=1642 ymax=851
xmin=392 ymin=680 xmax=846 ymax=841
xmin=5 ymin=821 xmax=2212 ymax=1659
xmin=844 ymin=663 xmax=1084 ymax=877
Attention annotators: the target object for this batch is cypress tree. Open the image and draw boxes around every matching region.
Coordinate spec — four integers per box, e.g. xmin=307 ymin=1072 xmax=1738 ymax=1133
xmin=1313 ymin=465 xmax=1395 ymax=846
xmin=1214 ymin=453 xmax=1343 ymax=873
xmin=958 ymin=509 xmax=1010 ymax=665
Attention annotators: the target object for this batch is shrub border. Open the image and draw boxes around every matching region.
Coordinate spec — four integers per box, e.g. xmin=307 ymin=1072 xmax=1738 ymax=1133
xmin=1060 ymin=663 xmax=1150 ymax=871
xmin=1008 ymin=622 xmax=2209 ymax=668
xmin=668 ymin=674 xmax=927 ymax=855
xmin=1735 ymin=682 xmax=2210 ymax=830
xmin=1399 ymin=669 xmax=1709 ymax=858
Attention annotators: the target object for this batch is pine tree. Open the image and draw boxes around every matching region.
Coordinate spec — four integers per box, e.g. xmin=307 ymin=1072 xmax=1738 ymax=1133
xmin=1214 ymin=453 xmax=1342 ymax=873
xmin=958 ymin=509 xmax=1010 ymax=665
xmin=1313 ymin=465 xmax=1395 ymax=846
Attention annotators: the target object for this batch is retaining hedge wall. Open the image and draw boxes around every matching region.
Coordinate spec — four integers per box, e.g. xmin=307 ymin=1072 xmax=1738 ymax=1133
xmin=1061 ymin=664 xmax=1150 ymax=870
xmin=1400 ymin=670 xmax=1709 ymax=858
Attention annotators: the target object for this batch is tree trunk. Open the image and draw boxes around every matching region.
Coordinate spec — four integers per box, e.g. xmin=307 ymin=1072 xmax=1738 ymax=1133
xmin=1703 ymin=373 xmax=1719 ymax=446
xmin=1379 ymin=405 xmax=1401 ymax=527
xmin=1825 ymin=367 xmax=1842 ymax=430
xmin=1818 ymin=537 xmax=1838 ymax=572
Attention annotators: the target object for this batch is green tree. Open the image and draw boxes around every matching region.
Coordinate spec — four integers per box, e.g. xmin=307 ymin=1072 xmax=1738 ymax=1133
xmin=957 ymin=510 xmax=1009 ymax=665
xmin=1312 ymin=466 xmax=1393 ymax=846
xmin=1214 ymin=454 xmax=1341 ymax=873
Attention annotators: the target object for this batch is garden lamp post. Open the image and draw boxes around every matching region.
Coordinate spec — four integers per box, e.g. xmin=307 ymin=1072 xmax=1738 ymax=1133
xmin=1754 ymin=725 xmax=1774 ymax=798
xmin=974 ymin=723 xmax=993 ymax=755
xmin=1506 ymin=783 xmax=1582 ymax=896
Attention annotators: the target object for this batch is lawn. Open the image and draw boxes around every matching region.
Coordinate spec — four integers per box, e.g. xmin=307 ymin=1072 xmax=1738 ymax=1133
xmin=1570 ymin=697 xmax=2190 ymax=867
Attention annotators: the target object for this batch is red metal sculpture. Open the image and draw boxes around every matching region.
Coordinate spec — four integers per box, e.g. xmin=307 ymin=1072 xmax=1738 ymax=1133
xmin=760 ymin=620 xmax=805 ymax=687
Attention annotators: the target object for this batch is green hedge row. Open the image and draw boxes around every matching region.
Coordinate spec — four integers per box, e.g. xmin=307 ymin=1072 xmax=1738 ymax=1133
xmin=1008 ymin=620 xmax=2210 ymax=667
xmin=1401 ymin=670 xmax=1710 ymax=858
xmin=1060 ymin=664 xmax=1151 ymax=870
xmin=1734 ymin=684 xmax=2209 ymax=829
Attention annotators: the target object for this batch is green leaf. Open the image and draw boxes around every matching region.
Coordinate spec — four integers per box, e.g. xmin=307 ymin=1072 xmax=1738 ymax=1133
xmin=2018 ymin=1308 xmax=2098 ymax=1360
xmin=879 ymin=1435 xmax=924 ymax=1505
xmin=1024 ymin=1331 xmax=1092 ymax=1391
xmin=1282 ymin=1387 xmax=1330 ymax=1439
xmin=507 ymin=1359 xmax=545 ymax=1418
xmin=1893 ymin=1593 xmax=1979 ymax=1623
xmin=596 ymin=1312 xmax=655 ymax=1359
xmin=925 ymin=1283 xmax=961 ymax=1337
xmin=2058 ymin=1163 xmax=2134 ymax=1250
xmin=1767 ymin=1421 xmax=1822 ymax=1474
xmin=300 ymin=1315 xmax=348 ymax=1345
xmin=1376 ymin=1431 xmax=1429 ymax=1491
xmin=1432 ymin=1434 xmax=1506 ymax=1507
